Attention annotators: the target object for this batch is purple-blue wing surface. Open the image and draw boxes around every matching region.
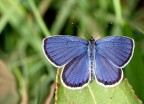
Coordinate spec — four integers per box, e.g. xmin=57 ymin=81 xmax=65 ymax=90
xmin=95 ymin=52 xmax=123 ymax=86
xmin=95 ymin=36 xmax=134 ymax=68
xmin=61 ymin=52 xmax=90 ymax=89
xmin=94 ymin=36 xmax=134 ymax=86
xmin=43 ymin=36 xmax=88 ymax=66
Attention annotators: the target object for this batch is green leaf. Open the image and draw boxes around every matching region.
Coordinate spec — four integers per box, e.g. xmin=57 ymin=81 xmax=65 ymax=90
xmin=55 ymin=69 xmax=142 ymax=104
xmin=122 ymin=22 xmax=144 ymax=101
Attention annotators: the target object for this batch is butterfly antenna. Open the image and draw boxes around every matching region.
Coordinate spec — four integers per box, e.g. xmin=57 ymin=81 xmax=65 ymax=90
xmin=72 ymin=23 xmax=90 ymax=39
xmin=95 ymin=23 xmax=112 ymax=38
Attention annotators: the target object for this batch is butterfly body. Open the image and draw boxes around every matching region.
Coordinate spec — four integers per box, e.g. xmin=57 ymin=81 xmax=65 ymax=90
xmin=43 ymin=35 xmax=134 ymax=89
xmin=88 ymin=38 xmax=96 ymax=75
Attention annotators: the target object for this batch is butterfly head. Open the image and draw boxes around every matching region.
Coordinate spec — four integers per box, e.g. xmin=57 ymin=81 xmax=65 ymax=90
xmin=89 ymin=37 xmax=95 ymax=43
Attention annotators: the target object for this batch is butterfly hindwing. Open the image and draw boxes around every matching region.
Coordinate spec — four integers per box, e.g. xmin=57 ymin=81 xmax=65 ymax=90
xmin=95 ymin=53 xmax=123 ymax=87
xmin=43 ymin=36 xmax=88 ymax=67
xmin=61 ymin=52 xmax=91 ymax=89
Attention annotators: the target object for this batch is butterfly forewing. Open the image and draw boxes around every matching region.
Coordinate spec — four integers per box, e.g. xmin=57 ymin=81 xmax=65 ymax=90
xmin=43 ymin=36 xmax=88 ymax=67
xmin=95 ymin=36 xmax=134 ymax=68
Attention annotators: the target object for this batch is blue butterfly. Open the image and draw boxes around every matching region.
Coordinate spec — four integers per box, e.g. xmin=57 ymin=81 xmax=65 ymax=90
xmin=42 ymin=35 xmax=134 ymax=89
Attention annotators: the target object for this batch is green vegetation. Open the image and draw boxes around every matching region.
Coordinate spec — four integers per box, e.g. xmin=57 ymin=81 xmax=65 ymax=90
xmin=56 ymin=69 xmax=141 ymax=104
xmin=0 ymin=0 xmax=144 ymax=104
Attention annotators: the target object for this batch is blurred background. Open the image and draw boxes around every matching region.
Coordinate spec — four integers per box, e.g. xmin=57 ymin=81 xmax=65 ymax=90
xmin=0 ymin=0 xmax=144 ymax=104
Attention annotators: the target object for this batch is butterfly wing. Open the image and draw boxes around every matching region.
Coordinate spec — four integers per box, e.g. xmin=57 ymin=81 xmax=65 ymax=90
xmin=94 ymin=36 xmax=134 ymax=87
xmin=43 ymin=36 xmax=88 ymax=67
xmin=61 ymin=52 xmax=91 ymax=89
xmin=95 ymin=36 xmax=134 ymax=68
xmin=94 ymin=53 xmax=123 ymax=87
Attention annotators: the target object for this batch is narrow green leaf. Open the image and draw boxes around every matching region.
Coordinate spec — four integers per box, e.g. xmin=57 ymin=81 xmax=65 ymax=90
xmin=113 ymin=0 xmax=123 ymax=25
xmin=50 ymin=0 xmax=77 ymax=35
xmin=28 ymin=0 xmax=51 ymax=36
xmin=0 ymin=15 xmax=9 ymax=33
xmin=56 ymin=69 xmax=142 ymax=104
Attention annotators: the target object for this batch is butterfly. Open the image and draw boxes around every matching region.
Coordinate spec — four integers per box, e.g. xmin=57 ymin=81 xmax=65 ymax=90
xmin=42 ymin=35 xmax=134 ymax=89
